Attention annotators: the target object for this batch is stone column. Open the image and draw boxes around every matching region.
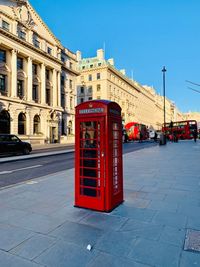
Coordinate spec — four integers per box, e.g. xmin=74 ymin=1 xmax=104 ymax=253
xmin=10 ymin=108 xmax=16 ymax=134
xmin=57 ymin=71 xmax=61 ymax=107
xmin=26 ymin=109 xmax=31 ymax=136
xmin=52 ymin=69 xmax=57 ymax=107
xmin=27 ymin=57 xmax=32 ymax=101
xmin=12 ymin=21 xmax=18 ymax=35
xmin=40 ymin=63 xmax=46 ymax=104
xmin=28 ymin=30 xmax=33 ymax=43
xmin=11 ymin=49 xmax=17 ymax=97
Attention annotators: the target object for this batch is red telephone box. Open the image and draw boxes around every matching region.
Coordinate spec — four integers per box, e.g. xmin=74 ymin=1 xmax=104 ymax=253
xmin=75 ymin=100 xmax=123 ymax=212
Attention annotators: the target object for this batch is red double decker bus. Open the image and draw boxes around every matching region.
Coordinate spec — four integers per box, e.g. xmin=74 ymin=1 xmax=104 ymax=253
xmin=125 ymin=122 xmax=149 ymax=141
xmin=162 ymin=120 xmax=197 ymax=140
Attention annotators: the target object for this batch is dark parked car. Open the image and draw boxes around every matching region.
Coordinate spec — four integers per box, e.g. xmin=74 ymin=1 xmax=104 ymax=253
xmin=0 ymin=134 xmax=32 ymax=156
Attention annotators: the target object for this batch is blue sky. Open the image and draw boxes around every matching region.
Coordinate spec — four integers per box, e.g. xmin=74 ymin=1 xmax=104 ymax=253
xmin=30 ymin=0 xmax=200 ymax=112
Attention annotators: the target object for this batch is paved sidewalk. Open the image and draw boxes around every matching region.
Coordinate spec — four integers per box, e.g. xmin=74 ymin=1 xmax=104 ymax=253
xmin=0 ymin=140 xmax=200 ymax=266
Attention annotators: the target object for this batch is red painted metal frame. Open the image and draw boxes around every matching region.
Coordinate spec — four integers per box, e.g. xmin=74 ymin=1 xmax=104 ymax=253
xmin=75 ymin=100 xmax=123 ymax=212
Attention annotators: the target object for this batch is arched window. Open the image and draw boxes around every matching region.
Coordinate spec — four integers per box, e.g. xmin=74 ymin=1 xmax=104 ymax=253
xmin=33 ymin=115 xmax=40 ymax=134
xmin=0 ymin=110 xmax=10 ymax=134
xmin=68 ymin=120 xmax=72 ymax=135
xmin=62 ymin=118 xmax=66 ymax=135
xmin=18 ymin=112 xmax=26 ymax=135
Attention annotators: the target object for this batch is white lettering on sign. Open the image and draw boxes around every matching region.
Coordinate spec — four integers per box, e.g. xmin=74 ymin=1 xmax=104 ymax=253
xmin=79 ymin=108 xmax=104 ymax=114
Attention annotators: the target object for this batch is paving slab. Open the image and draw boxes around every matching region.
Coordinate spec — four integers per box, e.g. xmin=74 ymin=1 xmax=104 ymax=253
xmin=0 ymin=250 xmax=42 ymax=267
xmin=180 ymin=251 xmax=200 ymax=267
xmin=0 ymin=223 xmax=34 ymax=251
xmin=87 ymin=252 xmax=151 ymax=267
xmin=34 ymin=240 xmax=98 ymax=267
xmin=49 ymin=220 xmax=104 ymax=248
xmin=0 ymin=140 xmax=200 ymax=266
xmin=128 ymin=238 xmax=181 ymax=267
xmin=10 ymin=234 xmax=56 ymax=260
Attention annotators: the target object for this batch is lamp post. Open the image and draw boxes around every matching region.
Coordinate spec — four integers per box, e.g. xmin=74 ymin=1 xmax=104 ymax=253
xmin=162 ymin=66 xmax=167 ymax=145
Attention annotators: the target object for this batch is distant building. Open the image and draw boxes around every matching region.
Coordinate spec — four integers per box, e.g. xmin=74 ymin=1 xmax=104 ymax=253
xmin=0 ymin=0 xmax=79 ymax=144
xmin=60 ymin=48 xmax=79 ymax=144
xmin=183 ymin=112 xmax=200 ymax=123
xmin=76 ymin=49 xmax=178 ymax=130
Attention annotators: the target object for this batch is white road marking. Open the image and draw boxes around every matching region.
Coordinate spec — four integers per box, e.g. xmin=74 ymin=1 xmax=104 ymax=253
xmin=0 ymin=165 xmax=42 ymax=175
xmin=0 ymin=171 xmax=13 ymax=174
xmin=26 ymin=181 xmax=38 ymax=185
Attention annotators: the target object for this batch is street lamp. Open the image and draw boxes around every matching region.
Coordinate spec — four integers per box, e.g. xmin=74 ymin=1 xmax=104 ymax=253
xmin=162 ymin=66 xmax=167 ymax=145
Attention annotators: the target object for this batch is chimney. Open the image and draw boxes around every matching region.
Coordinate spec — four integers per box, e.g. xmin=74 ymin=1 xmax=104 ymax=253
xmin=107 ymin=58 xmax=114 ymax=66
xmin=97 ymin=49 xmax=104 ymax=60
xmin=76 ymin=50 xmax=82 ymax=61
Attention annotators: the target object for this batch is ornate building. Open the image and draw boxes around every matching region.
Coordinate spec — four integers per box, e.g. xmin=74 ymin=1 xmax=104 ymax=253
xmin=77 ymin=49 xmax=178 ymax=130
xmin=0 ymin=0 xmax=78 ymax=144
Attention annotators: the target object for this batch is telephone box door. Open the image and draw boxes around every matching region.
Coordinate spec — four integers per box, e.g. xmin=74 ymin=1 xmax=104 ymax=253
xmin=75 ymin=117 xmax=105 ymax=211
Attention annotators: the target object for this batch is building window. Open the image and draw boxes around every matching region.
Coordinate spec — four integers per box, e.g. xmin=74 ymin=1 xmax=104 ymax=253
xmin=88 ymin=74 xmax=92 ymax=81
xmin=69 ymin=62 xmax=73 ymax=69
xmin=0 ymin=49 xmax=6 ymax=62
xmin=82 ymin=66 xmax=85 ymax=70
xmin=97 ymin=96 xmax=101 ymax=99
xmin=17 ymin=80 xmax=24 ymax=99
xmin=88 ymin=86 xmax=92 ymax=94
xmin=32 ymin=64 xmax=37 ymax=75
xmin=80 ymin=87 xmax=84 ymax=94
xmin=61 ymin=75 xmax=65 ymax=86
xmin=47 ymin=47 xmax=52 ymax=55
xmin=80 ymin=98 xmax=84 ymax=103
xmin=17 ymin=57 xmax=23 ymax=70
xmin=0 ymin=74 xmax=7 ymax=95
xmin=32 ymin=85 xmax=38 ymax=102
xmin=61 ymin=92 xmax=65 ymax=108
xmin=17 ymin=27 xmax=26 ymax=40
xmin=69 ymin=79 xmax=73 ymax=89
xmin=88 ymin=97 xmax=92 ymax=100
xmin=97 ymin=73 xmax=101 ymax=80
xmin=2 ymin=20 xmax=10 ymax=31
xmin=97 ymin=84 xmax=101 ymax=91
xmin=68 ymin=120 xmax=72 ymax=135
xmin=0 ymin=110 xmax=10 ymax=134
xmin=90 ymin=64 xmax=93 ymax=68
xmin=33 ymin=33 xmax=40 ymax=48
xmin=46 ymin=88 xmax=51 ymax=105
xmin=62 ymin=118 xmax=66 ymax=135
xmin=98 ymin=63 xmax=102 ymax=66
xmin=33 ymin=115 xmax=40 ymax=134
xmin=18 ymin=113 xmax=26 ymax=135
xmin=46 ymin=69 xmax=50 ymax=80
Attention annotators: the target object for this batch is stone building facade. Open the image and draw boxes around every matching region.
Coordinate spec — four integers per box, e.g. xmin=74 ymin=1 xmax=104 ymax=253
xmin=60 ymin=48 xmax=78 ymax=143
xmin=0 ymin=0 xmax=78 ymax=144
xmin=77 ymin=49 xmax=179 ymax=130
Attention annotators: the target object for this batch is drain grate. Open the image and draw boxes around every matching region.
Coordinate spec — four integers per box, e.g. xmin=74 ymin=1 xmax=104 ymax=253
xmin=184 ymin=229 xmax=200 ymax=253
